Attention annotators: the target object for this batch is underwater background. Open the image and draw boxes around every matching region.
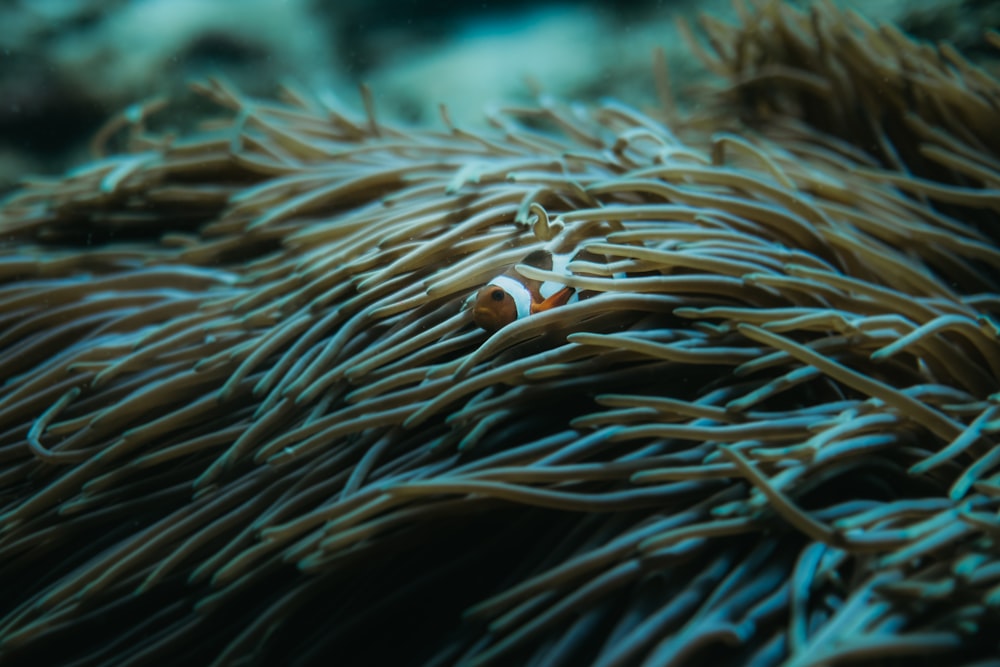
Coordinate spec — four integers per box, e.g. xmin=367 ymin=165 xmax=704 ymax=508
xmin=1 ymin=0 xmax=997 ymax=193
xmin=2 ymin=1 xmax=1000 ymax=666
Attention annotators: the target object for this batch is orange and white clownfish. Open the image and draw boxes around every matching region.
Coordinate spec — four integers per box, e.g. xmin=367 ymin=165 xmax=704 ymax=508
xmin=472 ymin=249 xmax=579 ymax=333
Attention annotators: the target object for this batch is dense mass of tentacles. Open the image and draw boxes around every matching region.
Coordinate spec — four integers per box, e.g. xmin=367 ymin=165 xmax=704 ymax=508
xmin=1 ymin=2 xmax=999 ymax=665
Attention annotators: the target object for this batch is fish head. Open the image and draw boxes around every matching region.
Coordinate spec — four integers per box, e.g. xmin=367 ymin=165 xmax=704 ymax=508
xmin=472 ymin=284 xmax=518 ymax=332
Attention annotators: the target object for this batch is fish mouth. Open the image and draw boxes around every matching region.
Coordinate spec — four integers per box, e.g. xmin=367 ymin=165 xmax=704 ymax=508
xmin=472 ymin=307 xmax=502 ymax=332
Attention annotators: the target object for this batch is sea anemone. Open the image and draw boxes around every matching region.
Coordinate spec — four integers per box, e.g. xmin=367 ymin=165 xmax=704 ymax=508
xmin=1 ymin=2 xmax=999 ymax=665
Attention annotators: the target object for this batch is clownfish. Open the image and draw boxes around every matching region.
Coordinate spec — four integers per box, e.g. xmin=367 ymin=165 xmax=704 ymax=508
xmin=472 ymin=249 xmax=579 ymax=333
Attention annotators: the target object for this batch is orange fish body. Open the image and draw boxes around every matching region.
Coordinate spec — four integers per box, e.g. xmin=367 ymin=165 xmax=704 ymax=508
xmin=472 ymin=249 xmax=578 ymax=333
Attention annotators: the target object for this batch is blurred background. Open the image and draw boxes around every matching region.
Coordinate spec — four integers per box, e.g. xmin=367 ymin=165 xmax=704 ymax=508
xmin=0 ymin=0 xmax=996 ymax=194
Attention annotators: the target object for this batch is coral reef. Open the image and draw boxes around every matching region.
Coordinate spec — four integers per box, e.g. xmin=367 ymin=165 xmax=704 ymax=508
xmin=1 ymin=2 xmax=999 ymax=665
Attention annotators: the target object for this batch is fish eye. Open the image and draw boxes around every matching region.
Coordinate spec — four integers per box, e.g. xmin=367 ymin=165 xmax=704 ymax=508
xmin=490 ymin=288 xmax=506 ymax=302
